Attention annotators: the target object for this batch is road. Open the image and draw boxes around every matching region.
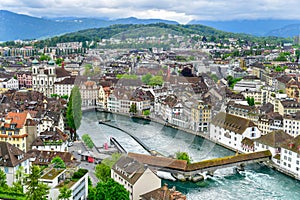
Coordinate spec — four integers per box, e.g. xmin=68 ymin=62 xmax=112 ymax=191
xmin=68 ymin=141 xmax=99 ymax=186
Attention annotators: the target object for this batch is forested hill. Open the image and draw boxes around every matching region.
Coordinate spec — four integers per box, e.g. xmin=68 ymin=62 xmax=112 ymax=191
xmin=31 ymin=23 xmax=291 ymax=48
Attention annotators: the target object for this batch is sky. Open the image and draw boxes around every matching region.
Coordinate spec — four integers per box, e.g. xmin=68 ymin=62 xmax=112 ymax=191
xmin=0 ymin=0 xmax=299 ymax=24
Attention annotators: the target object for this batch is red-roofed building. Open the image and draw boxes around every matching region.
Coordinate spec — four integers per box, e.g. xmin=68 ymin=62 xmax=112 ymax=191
xmin=0 ymin=112 xmax=37 ymax=152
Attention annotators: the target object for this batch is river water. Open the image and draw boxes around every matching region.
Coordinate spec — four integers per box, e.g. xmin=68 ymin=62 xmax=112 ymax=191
xmin=78 ymin=111 xmax=300 ymax=200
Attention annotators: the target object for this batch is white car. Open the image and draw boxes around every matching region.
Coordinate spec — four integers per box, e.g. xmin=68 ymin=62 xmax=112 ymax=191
xmin=68 ymin=142 xmax=73 ymax=147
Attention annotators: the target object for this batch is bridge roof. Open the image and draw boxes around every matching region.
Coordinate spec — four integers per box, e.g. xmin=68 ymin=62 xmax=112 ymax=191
xmin=128 ymin=152 xmax=187 ymax=171
xmin=128 ymin=151 xmax=272 ymax=172
xmin=186 ymin=150 xmax=272 ymax=171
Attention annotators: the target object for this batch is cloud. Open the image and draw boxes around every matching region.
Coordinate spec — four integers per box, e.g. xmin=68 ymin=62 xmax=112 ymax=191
xmin=0 ymin=0 xmax=300 ymax=23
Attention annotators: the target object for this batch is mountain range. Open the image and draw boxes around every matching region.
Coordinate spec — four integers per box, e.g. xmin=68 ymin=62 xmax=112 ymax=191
xmin=0 ymin=10 xmax=178 ymax=41
xmin=1 ymin=10 xmax=300 ymax=41
xmin=189 ymin=19 xmax=300 ymax=37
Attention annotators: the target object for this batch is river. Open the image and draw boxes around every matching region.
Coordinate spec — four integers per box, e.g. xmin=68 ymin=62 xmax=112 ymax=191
xmin=78 ymin=111 xmax=300 ymax=200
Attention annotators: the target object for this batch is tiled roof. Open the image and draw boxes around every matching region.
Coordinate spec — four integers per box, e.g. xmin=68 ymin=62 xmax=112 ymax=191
xmin=27 ymin=149 xmax=78 ymax=167
xmin=254 ymin=130 xmax=293 ymax=148
xmin=211 ymin=112 xmax=256 ymax=134
xmin=280 ymin=135 xmax=300 ymax=153
xmin=54 ymin=77 xmax=76 ymax=85
xmin=140 ymin=184 xmax=186 ymax=200
xmin=4 ymin=112 xmax=28 ymax=129
xmin=112 ymin=155 xmax=146 ymax=185
xmin=0 ymin=142 xmax=29 ymax=167
xmin=56 ymin=67 xmax=71 ymax=78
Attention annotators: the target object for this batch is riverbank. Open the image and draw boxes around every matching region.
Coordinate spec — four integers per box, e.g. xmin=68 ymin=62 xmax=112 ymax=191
xmin=94 ymin=110 xmax=300 ymax=181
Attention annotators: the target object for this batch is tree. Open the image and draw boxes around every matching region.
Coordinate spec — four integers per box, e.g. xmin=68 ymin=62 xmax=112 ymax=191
xmin=66 ymin=86 xmax=82 ymax=141
xmin=176 ymin=151 xmax=192 ymax=164
xmin=143 ymin=110 xmax=150 ymax=116
xmin=58 ymin=186 xmax=72 ymax=200
xmin=246 ymin=97 xmax=255 ymax=106
xmin=88 ymin=178 xmax=129 ymax=200
xmin=83 ymin=64 xmax=93 ymax=76
xmin=149 ymin=76 xmax=163 ymax=86
xmin=82 ymin=134 xmax=94 ymax=149
xmin=129 ymin=103 xmax=137 ymax=114
xmin=141 ymin=73 xmax=152 ymax=85
xmin=40 ymin=54 xmax=51 ymax=61
xmin=101 ymin=153 xmax=121 ymax=168
xmin=0 ymin=169 xmax=6 ymax=188
xmin=26 ymin=165 xmax=50 ymax=200
xmin=51 ymin=156 xmax=66 ymax=169
xmin=95 ymin=163 xmax=111 ymax=182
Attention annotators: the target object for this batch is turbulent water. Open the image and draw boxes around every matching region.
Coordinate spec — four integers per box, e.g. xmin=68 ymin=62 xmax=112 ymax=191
xmin=78 ymin=111 xmax=300 ymax=200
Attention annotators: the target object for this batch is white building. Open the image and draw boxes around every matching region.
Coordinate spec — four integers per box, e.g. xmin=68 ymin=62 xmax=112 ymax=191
xmin=210 ymin=112 xmax=262 ymax=152
xmin=0 ymin=77 xmax=19 ymax=90
xmin=107 ymin=93 xmax=120 ymax=112
xmin=233 ymin=79 xmax=264 ymax=92
xmin=54 ymin=77 xmax=75 ymax=97
xmin=111 ymin=155 xmax=161 ymax=200
xmin=31 ymin=127 xmax=68 ymax=152
xmin=283 ymin=112 xmax=300 ymax=137
xmin=0 ymin=142 xmax=30 ymax=186
xmin=32 ymin=60 xmax=71 ymax=97
xmin=37 ymin=111 xmax=65 ymax=134
xmin=40 ymin=168 xmax=89 ymax=200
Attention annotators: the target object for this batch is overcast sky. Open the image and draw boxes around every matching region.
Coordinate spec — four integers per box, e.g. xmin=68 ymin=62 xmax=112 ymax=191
xmin=0 ymin=0 xmax=299 ymax=24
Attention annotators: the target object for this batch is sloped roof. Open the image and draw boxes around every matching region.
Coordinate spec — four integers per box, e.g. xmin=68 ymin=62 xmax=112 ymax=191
xmin=211 ymin=112 xmax=256 ymax=134
xmin=27 ymin=149 xmax=78 ymax=167
xmin=128 ymin=152 xmax=187 ymax=171
xmin=112 ymin=155 xmax=146 ymax=185
xmin=254 ymin=130 xmax=293 ymax=148
xmin=140 ymin=184 xmax=186 ymax=200
xmin=0 ymin=142 xmax=28 ymax=167
xmin=4 ymin=112 xmax=28 ymax=129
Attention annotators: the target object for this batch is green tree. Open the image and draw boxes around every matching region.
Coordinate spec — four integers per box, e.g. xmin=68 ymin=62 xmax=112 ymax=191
xmin=246 ymin=97 xmax=255 ymax=106
xmin=95 ymin=163 xmax=111 ymax=182
xmin=176 ymin=151 xmax=192 ymax=164
xmin=83 ymin=64 xmax=93 ymax=76
xmin=149 ymin=76 xmax=163 ymax=86
xmin=56 ymin=58 xmax=64 ymax=65
xmin=88 ymin=178 xmax=129 ymax=200
xmin=58 ymin=186 xmax=72 ymax=200
xmin=141 ymin=73 xmax=153 ymax=85
xmin=25 ymin=165 xmax=50 ymax=200
xmin=129 ymin=103 xmax=137 ymax=114
xmin=101 ymin=153 xmax=121 ymax=168
xmin=66 ymin=86 xmax=82 ymax=141
xmin=143 ymin=110 xmax=150 ymax=116
xmin=0 ymin=169 xmax=6 ymax=188
xmin=82 ymin=134 xmax=94 ymax=149
xmin=40 ymin=54 xmax=51 ymax=61
xmin=51 ymin=156 xmax=66 ymax=169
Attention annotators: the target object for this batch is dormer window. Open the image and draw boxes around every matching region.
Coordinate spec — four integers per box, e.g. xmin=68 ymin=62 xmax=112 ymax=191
xmin=10 ymin=124 xmax=16 ymax=129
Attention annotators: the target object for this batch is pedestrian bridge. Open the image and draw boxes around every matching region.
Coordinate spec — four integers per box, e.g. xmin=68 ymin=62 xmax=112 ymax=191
xmin=128 ymin=150 xmax=272 ymax=175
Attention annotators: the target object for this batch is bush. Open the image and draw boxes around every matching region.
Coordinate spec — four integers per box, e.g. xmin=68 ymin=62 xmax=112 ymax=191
xmin=72 ymin=169 xmax=88 ymax=180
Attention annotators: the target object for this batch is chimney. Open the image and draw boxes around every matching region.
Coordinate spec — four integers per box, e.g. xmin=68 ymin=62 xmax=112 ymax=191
xmin=62 ymin=61 xmax=65 ymax=69
xmin=162 ymin=183 xmax=168 ymax=191
xmin=289 ymin=143 xmax=295 ymax=149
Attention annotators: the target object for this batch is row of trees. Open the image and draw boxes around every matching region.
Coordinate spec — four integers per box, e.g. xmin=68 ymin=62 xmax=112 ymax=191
xmin=82 ymin=134 xmax=94 ymax=149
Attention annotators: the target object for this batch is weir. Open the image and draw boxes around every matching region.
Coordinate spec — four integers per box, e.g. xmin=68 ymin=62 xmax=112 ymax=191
xmin=100 ymin=122 xmax=153 ymax=155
